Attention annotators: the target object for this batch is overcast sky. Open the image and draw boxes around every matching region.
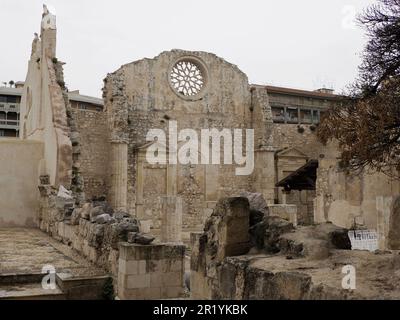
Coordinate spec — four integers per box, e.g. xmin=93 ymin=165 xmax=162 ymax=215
xmin=0 ymin=0 xmax=376 ymax=98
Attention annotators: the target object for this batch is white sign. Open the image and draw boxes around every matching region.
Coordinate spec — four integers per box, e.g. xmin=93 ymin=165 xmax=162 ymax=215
xmin=348 ymin=230 xmax=378 ymax=252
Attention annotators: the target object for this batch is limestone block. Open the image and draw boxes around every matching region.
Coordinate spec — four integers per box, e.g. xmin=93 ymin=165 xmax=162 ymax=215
xmin=118 ymin=243 xmax=185 ymax=299
xmin=127 ymin=274 xmax=150 ymax=289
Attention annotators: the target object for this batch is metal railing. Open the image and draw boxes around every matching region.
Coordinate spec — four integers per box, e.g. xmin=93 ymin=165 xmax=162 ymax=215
xmin=0 ymin=120 xmax=19 ymax=130
xmin=0 ymin=102 xmax=20 ymax=113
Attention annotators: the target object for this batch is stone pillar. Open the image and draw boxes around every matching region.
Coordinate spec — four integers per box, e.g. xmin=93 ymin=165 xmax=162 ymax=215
xmin=118 ymin=243 xmax=185 ymax=300
xmin=161 ymin=196 xmax=183 ymax=243
xmin=110 ymin=141 xmax=128 ymax=211
xmin=254 ymin=147 xmax=276 ymax=204
xmin=376 ymin=196 xmax=392 ymax=250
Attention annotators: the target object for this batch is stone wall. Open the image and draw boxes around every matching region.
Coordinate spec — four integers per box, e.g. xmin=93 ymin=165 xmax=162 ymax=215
xmin=71 ymin=109 xmax=109 ymax=200
xmin=19 ymin=9 xmax=72 ymax=188
xmin=37 ymin=188 xmax=120 ymax=275
xmin=36 ymin=182 xmax=186 ymax=299
xmin=0 ymin=139 xmax=44 ymax=227
xmin=190 ymin=197 xmax=250 ymax=299
xmin=314 ymin=143 xmax=400 ymax=250
xmin=103 ymin=50 xmax=265 ymax=229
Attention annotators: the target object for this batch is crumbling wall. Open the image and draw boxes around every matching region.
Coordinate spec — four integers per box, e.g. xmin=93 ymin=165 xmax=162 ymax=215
xmin=37 ymin=182 xmax=141 ymax=276
xmin=191 ymin=195 xmax=390 ymax=299
xmin=71 ymin=109 xmax=109 ymax=200
xmin=271 ymin=124 xmax=325 ymax=159
xmin=314 ymin=143 xmax=400 ymax=250
xmin=103 ymin=50 xmax=261 ymax=228
xmin=19 ymin=8 xmax=72 ymax=188
xmin=191 ymin=197 xmax=251 ymax=299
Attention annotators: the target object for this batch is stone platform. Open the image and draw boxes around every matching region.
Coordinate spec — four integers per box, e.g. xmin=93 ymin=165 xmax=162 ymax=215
xmin=0 ymin=228 xmax=109 ymax=299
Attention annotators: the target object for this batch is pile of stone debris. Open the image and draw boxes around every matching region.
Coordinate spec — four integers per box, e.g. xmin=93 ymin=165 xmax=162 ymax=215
xmin=38 ymin=183 xmax=157 ymax=250
xmin=69 ymin=197 xmax=155 ymax=246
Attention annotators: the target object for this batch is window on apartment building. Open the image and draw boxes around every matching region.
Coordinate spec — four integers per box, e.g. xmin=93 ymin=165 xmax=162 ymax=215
xmin=0 ymin=96 xmax=17 ymax=103
xmin=79 ymin=103 xmax=88 ymax=110
xmin=271 ymin=107 xmax=285 ymax=123
xmin=272 ymin=105 xmax=325 ymax=125
xmin=7 ymin=96 xmax=17 ymax=103
xmin=312 ymin=110 xmax=320 ymax=124
xmin=0 ymin=130 xmax=4 ymax=137
xmin=286 ymin=107 xmax=299 ymax=123
xmin=300 ymin=109 xmax=312 ymax=124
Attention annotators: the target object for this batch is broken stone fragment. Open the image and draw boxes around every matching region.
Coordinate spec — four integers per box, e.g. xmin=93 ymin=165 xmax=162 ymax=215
xmin=70 ymin=208 xmax=81 ymax=225
xmin=57 ymin=185 xmax=73 ymax=200
xmin=114 ymin=211 xmax=130 ymax=221
xmin=88 ymin=224 xmax=105 ymax=248
xmin=94 ymin=213 xmax=112 ymax=224
xmin=107 ymin=221 xmax=140 ymax=249
xmin=249 ymin=221 xmax=267 ymax=249
xmin=90 ymin=206 xmax=105 ymax=221
xmin=80 ymin=202 xmax=92 ymax=220
xmin=91 ymin=200 xmax=114 ymax=215
xmin=70 ymin=131 xmax=80 ymax=144
xmin=127 ymin=232 xmax=155 ymax=245
xmin=264 ymin=216 xmax=295 ymax=253
xmin=240 ymin=192 xmax=269 ymax=217
xmin=329 ymin=228 xmax=351 ymax=250
xmin=249 ymin=209 xmax=264 ymax=227
xmin=38 ymin=185 xmax=55 ymax=197
xmin=122 ymin=217 xmax=140 ymax=225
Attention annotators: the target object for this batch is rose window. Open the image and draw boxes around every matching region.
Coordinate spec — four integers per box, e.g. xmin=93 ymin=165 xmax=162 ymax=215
xmin=170 ymin=60 xmax=205 ymax=97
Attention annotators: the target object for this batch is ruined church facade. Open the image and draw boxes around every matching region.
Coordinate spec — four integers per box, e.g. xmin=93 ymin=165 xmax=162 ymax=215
xmin=1 ymin=7 xmax=400 ymax=253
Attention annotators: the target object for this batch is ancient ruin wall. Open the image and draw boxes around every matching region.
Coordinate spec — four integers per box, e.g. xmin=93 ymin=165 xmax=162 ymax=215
xmin=71 ymin=109 xmax=109 ymax=200
xmin=103 ymin=50 xmax=259 ymax=228
xmin=19 ymin=9 xmax=72 ymax=188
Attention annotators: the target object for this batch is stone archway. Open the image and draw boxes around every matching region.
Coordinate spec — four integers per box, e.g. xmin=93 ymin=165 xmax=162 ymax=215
xmin=388 ymin=196 xmax=400 ymax=249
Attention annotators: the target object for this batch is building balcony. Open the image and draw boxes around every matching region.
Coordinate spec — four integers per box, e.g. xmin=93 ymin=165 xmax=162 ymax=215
xmin=0 ymin=102 xmax=20 ymax=113
xmin=0 ymin=120 xmax=19 ymax=130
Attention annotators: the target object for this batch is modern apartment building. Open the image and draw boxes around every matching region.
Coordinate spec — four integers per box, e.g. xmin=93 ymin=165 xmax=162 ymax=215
xmin=0 ymin=84 xmax=103 ymax=138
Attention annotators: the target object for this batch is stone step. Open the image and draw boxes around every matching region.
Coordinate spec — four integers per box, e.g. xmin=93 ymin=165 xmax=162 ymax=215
xmin=0 ymin=283 xmax=66 ymax=300
xmin=0 ymin=272 xmax=110 ymax=300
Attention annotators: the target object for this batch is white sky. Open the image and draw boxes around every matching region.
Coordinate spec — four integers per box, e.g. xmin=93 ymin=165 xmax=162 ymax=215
xmin=0 ymin=0 xmax=376 ymax=98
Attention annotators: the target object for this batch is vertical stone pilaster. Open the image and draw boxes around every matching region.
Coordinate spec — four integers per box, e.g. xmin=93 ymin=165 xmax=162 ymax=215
xmin=161 ymin=196 xmax=183 ymax=243
xmin=110 ymin=141 xmax=128 ymax=211
xmin=254 ymin=147 xmax=276 ymax=204
xmin=135 ymin=151 xmax=145 ymax=218
xmin=376 ymin=196 xmax=392 ymax=250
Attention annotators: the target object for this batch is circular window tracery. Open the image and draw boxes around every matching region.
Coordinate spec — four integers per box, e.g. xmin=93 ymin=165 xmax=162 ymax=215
xmin=170 ymin=59 xmax=206 ymax=98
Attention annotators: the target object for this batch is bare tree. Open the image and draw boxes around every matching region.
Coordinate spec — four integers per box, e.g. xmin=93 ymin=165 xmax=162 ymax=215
xmin=318 ymin=0 xmax=400 ymax=177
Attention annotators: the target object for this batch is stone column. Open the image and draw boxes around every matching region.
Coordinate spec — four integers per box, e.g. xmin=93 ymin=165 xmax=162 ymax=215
xmin=110 ymin=141 xmax=128 ymax=211
xmin=254 ymin=146 xmax=276 ymax=204
xmin=161 ymin=196 xmax=183 ymax=243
